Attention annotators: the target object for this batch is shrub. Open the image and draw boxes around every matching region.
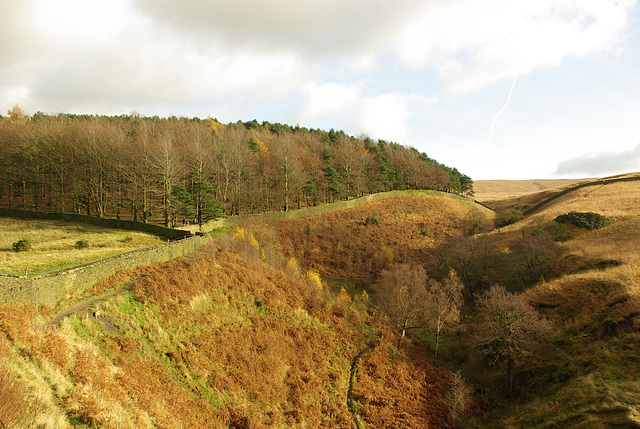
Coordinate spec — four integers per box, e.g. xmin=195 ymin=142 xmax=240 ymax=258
xmin=444 ymin=372 xmax=474 ymax=427
xmin=554 ymin=211 xmax=610 ymax=230
xmin=12 ymin=239 xmax=31 ymax=252
xmin=494 ymin=209 xmax=523 ymax=228
xmin=75 ymin=240 xmax=89 ymax=249
xmin=364 ymin=214 xmax=379 ymax=226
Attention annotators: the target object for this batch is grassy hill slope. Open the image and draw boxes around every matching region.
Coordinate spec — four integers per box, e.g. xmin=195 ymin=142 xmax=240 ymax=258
xmin=237 ymin=192 xmax=492 ymax=279
xmin=478 ymin=175 xmax=640 ymax=427
xmin=8 ymin=177 xmax=640 ymax=428
xmin=474 ymin=178 xmax=586 ymax=203
xmin=476 ymin=173 xmax=640 ymax=214
xmin=0 ymin=236 xmax=455 ymax=428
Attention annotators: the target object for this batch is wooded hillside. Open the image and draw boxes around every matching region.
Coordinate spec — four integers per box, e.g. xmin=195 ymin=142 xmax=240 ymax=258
xmin=0 ymin=110 xmax=472 ymax=227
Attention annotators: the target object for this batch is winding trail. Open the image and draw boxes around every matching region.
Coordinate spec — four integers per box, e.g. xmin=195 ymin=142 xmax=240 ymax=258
xmin=347 ymin=339 xmax=377 ymax=429
xmin=43 ymin=275 xmax=150 ymax=329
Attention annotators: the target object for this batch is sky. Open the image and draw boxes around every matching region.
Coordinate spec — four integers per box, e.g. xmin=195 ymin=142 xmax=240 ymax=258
xmin=1 ymin=0 xmax=639 ymax=180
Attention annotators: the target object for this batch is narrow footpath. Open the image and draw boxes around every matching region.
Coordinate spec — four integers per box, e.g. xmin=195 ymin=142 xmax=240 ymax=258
xmin=43 ymin=275 xmax=150 ymax=329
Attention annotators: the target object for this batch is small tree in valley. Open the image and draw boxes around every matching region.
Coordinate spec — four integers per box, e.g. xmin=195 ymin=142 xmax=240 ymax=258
xmin=376 ymin=264 xmax=430 ymax=348
xmin=473 ymin=285 xmax=550 ymax=396
xmin=427 ymin=270 xmax=464 ymax=363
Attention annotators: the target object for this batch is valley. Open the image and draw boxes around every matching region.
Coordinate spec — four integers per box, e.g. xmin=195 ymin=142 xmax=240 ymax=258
xmin=1 ymin=173 xmax=640 ymax=428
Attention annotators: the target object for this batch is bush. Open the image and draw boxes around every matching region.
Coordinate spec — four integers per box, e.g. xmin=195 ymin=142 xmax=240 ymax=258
xmin=494 ymin=209 xmax=523 ymax=228
xmin=12 ymin=239 xmax=31 ymax=252
xmin=75 ymin=240 xmax=89 ymax=249
xmin=364 ymin=214 xmax=379 ymax=226
xmin=554 ymin=211 xmax=610 ymax=230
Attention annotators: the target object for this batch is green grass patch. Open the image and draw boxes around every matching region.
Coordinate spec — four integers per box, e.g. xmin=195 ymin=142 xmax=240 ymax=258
xmin=0 ymin=217 xmax=163 ymax=274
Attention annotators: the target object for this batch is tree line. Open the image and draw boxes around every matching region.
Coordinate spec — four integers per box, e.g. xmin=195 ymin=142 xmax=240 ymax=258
xmin=0 ymin=106 xmax=473 ymax=227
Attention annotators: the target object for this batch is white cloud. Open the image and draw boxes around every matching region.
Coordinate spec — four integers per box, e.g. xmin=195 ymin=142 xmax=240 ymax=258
xmin=297 ymin=82 xmax=362 ymax=124
xmin=298 ymin=81 xmax=434 ymax=142
xmin=355 ymin=93 xmax=413 ymax=142
xmin=0 ymin=0 xmax=307 ymax=115
xmin=2 ymin=0 xmax=636 ymax=116
xmin=554 ymin=142 xmax=640 ymax=176
xmin=395 ymin=0 xmax=636 ymax=93
xmin=130 ymin=0 xmax=423 ymax=56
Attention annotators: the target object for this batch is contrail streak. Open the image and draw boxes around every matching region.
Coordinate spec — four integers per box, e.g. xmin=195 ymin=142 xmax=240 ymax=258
xmin=486 ymin=74 xmax=519 ymax=150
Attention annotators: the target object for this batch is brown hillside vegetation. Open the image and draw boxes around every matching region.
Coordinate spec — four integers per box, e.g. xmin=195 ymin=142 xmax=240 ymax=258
xmin=0 ymin=239 xmax=455 ymax=428
xmin=475 ymin=180 xmax=583 ymax=213
xmin=480 ymin=177 xmax=640 ymax=427
xmin=263 ymin=195 xmax=490 ymax=278
xmin=522 ymin=180 xmax=640 ymax=332
xmin=474 ymin=178 xmax=585 ymax=202
xmin=476 ymin=173 xmax=640 ymax=214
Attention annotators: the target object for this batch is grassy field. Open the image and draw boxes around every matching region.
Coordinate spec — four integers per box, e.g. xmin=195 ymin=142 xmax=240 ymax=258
xmin=473 ymin=178 xmax=586 ymax=202
xmin=0 ymin=218 xmax=163 ymax=275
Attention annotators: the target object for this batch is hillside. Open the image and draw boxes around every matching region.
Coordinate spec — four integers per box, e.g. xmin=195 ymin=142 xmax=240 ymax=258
xmin=475 ymin=173 xmax=640 ymax=214
xmin=0 ymin=232 xmax=457 ymax=428
xmin=473 ymin=178 xmax=585 ymax=201
xmin=227 ymin=191 xmax=492 ymax=279
xmin=4 ymin=174 xmax=640 ymax=428
xmin=475 ymin=175 xmax=640 ymax=427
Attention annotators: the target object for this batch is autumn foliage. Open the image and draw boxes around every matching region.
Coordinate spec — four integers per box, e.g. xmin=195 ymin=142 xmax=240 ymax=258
xmin=273 ymin=195 xmax=476 ymax=278
xmin=0 ymin=111 xmax=472 ymax=224
xmin=0 ymin=239 xmax=456 ymax=427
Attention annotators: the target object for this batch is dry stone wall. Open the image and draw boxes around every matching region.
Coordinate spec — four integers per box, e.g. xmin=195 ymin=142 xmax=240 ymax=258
xmin=0 ymin=234 xmax=212 ymax=308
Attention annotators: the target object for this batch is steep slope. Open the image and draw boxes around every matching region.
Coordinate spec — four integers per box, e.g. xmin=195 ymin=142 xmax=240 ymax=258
xmin=474 ymin=178 xmax=586 ymax=210
xmin=477 ymin=173 xmax=640 ymax=215
xmin=243 ymin=194 xmax=491 ymax=279
xmin=0 ymin=236 xmax=454 ymax=428
xmin=478 ymin=176 xmax=640 ymax=427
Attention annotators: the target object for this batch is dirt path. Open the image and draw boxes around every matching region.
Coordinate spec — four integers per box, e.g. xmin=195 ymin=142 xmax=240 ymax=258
xmin=43 ymin=275 xmax=150 ymax=329
xmin=42 ymin=246 xmax=213 ymax=330
xmin=347 ymin=339 xmax=377 ymax=429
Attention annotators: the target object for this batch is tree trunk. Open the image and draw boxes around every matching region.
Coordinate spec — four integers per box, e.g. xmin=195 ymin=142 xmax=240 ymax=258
xmin=507 ymin=358 xmax=515 ymax=396
xmin=397 ymin=328 xmax=406 ymax=349
xmin=433 ymin=330 xmax=440 ymax=364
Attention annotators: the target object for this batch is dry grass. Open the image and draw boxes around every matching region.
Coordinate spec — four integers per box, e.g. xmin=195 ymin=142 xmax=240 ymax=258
xmin=476 ymin=176 xmax=640 ymax=427
xmin=0 ymin=217 xmax=163 ymax=274
xmin=261 ymin=195 xmax=491 ymax=278
xmin=0 ymin=240 xmax=455 ymax=427
xmin=0 ymin=336 xmax=28 ymax=428
xmin=529 ymin=180 xmax=640 ymax=221
xmin=510 ymin=180 xmax=640 ymax=330
xmin=474 ymin=179 xmax=586 ymax=202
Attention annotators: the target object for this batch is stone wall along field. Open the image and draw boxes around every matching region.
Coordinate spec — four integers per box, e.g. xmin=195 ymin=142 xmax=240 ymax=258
xmin=0 ymin=235 xmax=212 ymax=308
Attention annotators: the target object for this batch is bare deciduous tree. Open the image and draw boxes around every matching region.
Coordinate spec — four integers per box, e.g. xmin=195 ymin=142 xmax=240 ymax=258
xmin=473 ymin=284 xmax=551 ymax=396
xmin=376 ymin=264 xmax=430 ymax=348
xmin=427 ymin=270 xmax=464 ymax=363
xmin=444 ymin=371 xmax=474 ymax=428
